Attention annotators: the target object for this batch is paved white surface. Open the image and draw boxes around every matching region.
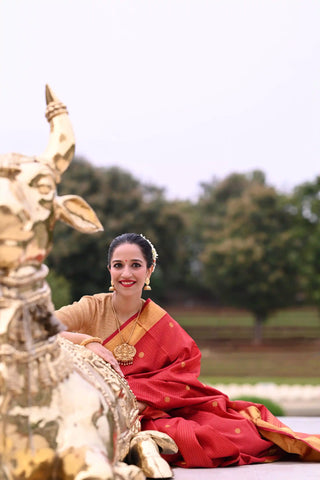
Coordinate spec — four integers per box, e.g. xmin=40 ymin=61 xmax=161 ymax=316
xmin=173 ymin=417 xmax=320 ymax=480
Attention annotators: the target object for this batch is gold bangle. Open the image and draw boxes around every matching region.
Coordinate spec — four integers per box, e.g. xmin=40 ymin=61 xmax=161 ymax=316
xmin=80 ymin=337 xmax=102 ymax=347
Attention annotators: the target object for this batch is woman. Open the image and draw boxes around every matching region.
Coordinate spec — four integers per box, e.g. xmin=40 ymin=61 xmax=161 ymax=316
xmin=56 ymin=232 xmax=320 ymax=468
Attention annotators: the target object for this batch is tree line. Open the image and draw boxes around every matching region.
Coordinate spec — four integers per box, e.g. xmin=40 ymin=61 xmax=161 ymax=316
xmin=47 ymin=157 xmax=320 ymax=341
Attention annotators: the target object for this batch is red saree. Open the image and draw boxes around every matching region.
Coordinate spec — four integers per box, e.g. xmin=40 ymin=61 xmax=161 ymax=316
xmin=104 ymin=298 xmax=320 ymax=468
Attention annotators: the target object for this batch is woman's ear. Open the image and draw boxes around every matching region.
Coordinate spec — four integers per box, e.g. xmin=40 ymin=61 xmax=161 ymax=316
xmin=107 ymin=266 xmax=112 ymax=280
xmin=148 ymin=265 xmax=155 ymax=277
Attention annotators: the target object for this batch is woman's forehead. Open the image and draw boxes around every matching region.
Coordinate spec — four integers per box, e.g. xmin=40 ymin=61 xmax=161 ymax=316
xmin=111 ymin=242 xmax=144 ymax=260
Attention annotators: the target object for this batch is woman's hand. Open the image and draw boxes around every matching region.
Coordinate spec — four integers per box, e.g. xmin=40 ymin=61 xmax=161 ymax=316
xmin=85 ymin=341 xmax=123 ymax=377
xmin=137 ymin=401 xmax=147 ymax=413
xmin=59 ymin=331 xmax=123 ymax=376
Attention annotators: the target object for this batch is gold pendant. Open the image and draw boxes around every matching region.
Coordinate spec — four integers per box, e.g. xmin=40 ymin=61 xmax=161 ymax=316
xmin=113 ymin=343 xmax=136 ymax=365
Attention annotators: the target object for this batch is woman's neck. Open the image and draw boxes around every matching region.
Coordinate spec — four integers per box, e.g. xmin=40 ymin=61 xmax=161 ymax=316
xmin=111 ymin=292 xmax=143 ymax=324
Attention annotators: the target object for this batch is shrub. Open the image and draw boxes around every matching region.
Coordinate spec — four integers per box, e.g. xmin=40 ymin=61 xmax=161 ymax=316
xmin=234 ymin=395 xmax=285 ymax=416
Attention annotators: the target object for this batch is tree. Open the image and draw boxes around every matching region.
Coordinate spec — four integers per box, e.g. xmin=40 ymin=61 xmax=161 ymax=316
xmin=194 ymin=171 xmax=268 ymax=303
xmin=199 ymin=170 xmax=266 ymax=219
xmin=201 ymin=182 xmax=300 ymax=343
xmin=289 ymin=177 xmax=320 ymax=310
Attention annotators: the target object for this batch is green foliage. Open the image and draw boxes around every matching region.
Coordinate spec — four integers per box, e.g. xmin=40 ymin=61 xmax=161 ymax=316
xmin=232 ymin=396 xmax=285 ymax=416
xmin=290 ymin=177 xmax=320 ymax=310
xmin=47 ymin=157 xmax=192 ymax=302
xmin=198 ymin=170 xmax=266 ymax=221
xmin=47 ymin=270 xmax=72 ymax=310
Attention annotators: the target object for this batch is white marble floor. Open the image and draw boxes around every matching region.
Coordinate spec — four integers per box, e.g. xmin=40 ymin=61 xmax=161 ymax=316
xmin=173 ymin=417 xmax=320 ymax=480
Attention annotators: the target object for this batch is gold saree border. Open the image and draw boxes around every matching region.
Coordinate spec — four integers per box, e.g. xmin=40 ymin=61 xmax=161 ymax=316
xmin=105 ymin=300 xmax=167 ymax=352
xmin=239 ymin=405 xmax=320 ymax=461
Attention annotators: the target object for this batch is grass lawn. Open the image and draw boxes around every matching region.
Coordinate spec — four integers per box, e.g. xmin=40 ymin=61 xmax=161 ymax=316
xmin=172 ymin=306 xmax=320 ymax=328
xmin=199 ymin=346 xmax=320 ymax=379
xmin=167 ymin=306 xmax=320 ymax=385
xmin=200 ymin=376 xmax=320 ymax=385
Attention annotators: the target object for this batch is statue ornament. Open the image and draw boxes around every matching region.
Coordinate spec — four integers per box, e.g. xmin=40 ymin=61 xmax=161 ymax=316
xmin=0 ymin=86 xmax=177 ymax=480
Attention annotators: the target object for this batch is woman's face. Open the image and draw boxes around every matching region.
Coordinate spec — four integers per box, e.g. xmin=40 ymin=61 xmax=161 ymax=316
xmin=108 ymin=242 xmax=153 ymax=296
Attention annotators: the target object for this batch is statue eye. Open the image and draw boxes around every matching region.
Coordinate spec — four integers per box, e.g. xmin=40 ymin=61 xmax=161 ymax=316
xmin=31 ymin=175 xmax=55 ymax=195
xmin=37 ymin=181 xmax=54 ymax=194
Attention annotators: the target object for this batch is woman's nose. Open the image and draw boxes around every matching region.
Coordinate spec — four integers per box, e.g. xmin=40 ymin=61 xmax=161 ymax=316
xmin=121 ymin=264 xmax=132 ymax=276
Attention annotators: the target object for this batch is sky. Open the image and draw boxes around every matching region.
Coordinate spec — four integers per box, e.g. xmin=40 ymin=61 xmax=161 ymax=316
xmin=1 ymin=1 xmax=320 ymax=200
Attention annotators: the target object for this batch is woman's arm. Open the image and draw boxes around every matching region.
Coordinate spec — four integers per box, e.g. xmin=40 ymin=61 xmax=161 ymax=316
xmin=60 ymin=331 xmax=89 ymax=345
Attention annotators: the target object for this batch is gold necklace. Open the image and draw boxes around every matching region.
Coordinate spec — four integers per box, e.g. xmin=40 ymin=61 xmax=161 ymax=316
xmin=111 ymin=299 xmax=142 ymax=366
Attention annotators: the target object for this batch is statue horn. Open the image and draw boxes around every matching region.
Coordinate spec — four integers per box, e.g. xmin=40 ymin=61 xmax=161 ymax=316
xmin=38 ymin=84 xmax=75 ymax=181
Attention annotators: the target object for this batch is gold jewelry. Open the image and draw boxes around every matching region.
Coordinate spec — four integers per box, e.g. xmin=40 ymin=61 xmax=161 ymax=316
xmin=109 ymin=280 xmax=115 ymax=292
xmin=144 ymin=278 xmax=151 ymax=291
xmin=80 ymin=337 xmax=102 ymax=347
xmin=111 ymin=299 xmax=142 ymax=365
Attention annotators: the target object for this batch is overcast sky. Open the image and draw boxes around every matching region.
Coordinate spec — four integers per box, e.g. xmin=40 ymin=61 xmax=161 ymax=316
xmin=1 ymin=1 xmax=320 ymax=200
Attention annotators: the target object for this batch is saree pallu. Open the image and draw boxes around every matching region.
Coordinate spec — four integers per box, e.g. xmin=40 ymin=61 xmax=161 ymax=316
xmin=104 ymin=298 xmax=320 ymax=468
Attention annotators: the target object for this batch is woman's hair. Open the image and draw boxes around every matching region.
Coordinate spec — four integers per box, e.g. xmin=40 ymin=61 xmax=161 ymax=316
xmin=107 ymin=233 xmax=157 ymax=268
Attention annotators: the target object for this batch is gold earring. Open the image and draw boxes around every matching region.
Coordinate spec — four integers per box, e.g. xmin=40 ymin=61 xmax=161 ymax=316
xmin=109 ymin=280 xmax=115 ymax=292
xmin=144 ymin=278 xmax=151 ymax=291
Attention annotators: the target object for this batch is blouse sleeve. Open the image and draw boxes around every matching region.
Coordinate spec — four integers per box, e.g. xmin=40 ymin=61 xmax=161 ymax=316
xmin=55 ymin=295 xmax=95 ymax=334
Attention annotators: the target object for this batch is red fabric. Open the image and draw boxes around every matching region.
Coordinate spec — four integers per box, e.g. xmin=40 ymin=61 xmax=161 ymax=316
xmin=104 ymin=300 xmax=320 ymax=468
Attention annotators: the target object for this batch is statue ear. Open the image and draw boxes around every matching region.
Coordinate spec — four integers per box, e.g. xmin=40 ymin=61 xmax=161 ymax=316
xmin=54 ymin=195 xmax=103 ymax=233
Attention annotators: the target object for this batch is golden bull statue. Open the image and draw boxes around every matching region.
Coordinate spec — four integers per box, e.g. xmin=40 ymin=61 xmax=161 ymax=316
xmin=0 ymin=86 xmax=177 ymax=479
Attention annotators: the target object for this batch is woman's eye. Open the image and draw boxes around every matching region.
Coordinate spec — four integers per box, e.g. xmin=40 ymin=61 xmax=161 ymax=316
xmin=132 ymin=263 xmax=142 ymax=268
xmin=113 ymin=263 xmax=123 ymax=268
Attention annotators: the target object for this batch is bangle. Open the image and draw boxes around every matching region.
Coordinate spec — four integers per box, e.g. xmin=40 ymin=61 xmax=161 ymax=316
xmin=80 ymin=337 xmax=102 ymax=347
